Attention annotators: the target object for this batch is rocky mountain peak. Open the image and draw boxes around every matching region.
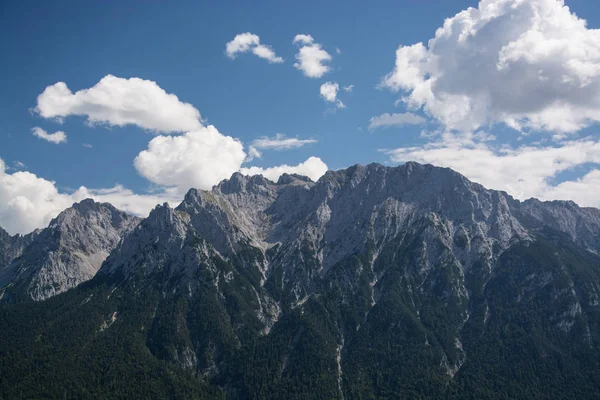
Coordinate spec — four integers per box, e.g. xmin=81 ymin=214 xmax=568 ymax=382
xmin=277 ymin=173 xmax=313 ymax=185
xmin=144 ymin=203 xmax=181 ymax=230
xmin=518 ymin=197 xmax=600 ymax=253
xmin=0 ymin=226 xmax=9 ymax=241
xmin=0 ymin=226 xmax=37 ymax=272
xmin=216 ymin=172 xmax=274 ymax=195
xmin=0 ymin=199 xmax=141 ymax=302
xmin=73 ymin=197 xmax=103 ymax=210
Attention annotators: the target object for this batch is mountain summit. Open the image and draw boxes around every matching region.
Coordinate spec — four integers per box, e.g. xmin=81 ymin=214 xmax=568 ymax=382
xmin=0 ymin=199 xmax=140 ymax=302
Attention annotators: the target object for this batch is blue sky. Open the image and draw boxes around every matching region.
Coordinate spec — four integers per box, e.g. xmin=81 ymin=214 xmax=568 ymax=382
xmin=1 ymin=0 xmax=600 ymax=234
xmin=1 ymin=0 xmax=474 ymax=189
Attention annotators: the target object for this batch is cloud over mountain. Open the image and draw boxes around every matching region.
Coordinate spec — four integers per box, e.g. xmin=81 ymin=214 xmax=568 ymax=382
xmin=134 ymin=126 xmax=247 ymax=193
xmin=135 ymin=127 xmax=327 ymax=193
xmin=385 ymin=136 xmax=600 ymax=208
xmin=0 ymin=158 xmax=177 ymax=235
xmin=240 ymin=156 xmax=328 ymax=182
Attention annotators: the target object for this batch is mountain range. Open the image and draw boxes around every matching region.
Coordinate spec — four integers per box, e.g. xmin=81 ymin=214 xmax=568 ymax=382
xmin=1 ymin=162 xmax=600 ymax=399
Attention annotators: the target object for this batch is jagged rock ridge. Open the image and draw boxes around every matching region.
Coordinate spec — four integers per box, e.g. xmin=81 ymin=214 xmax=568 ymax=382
xmin=0 ymin=199 xmax=141 ymax=302
xmin=102 ymin=161 xmax=599 ymax=300
xmin=0 ymin=226 xmax=37 ymax=271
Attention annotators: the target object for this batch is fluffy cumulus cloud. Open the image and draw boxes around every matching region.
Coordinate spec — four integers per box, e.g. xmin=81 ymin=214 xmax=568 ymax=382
xmin=293 ymin=34 xmax=314 ymax=46
xmin=240 ymin=156 xmax=328 ymax=182
xmin=134 ymin=125 xmax=246 ymax=193
xmin=135 ymin=126 xmax=326 ymax=191
xmin=35 ymin=75 xmax=202 ymax=133
xmin=384 ymin=136 xmax=600 ymax=207
xmin=293 ymin=34 xmax=332 ymax=78
xmin=368 ymin=112 xmax=425 ymax=130
xmin=0 ymin=158 xmax=75 ymax=234
xmin=320 ymin=82 xmax=345 ymax=108
xmin=225 ymin=32 xmax=284 ymax=63
xmin=0 ymin=158 xmax=176 ymax=235
xmin=31 ymin=127 xmax=67 ymax=144
xmin=381 ymin=0 xmax=600 ymax=134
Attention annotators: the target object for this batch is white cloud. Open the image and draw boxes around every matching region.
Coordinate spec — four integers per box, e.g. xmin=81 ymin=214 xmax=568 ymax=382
xmin=35 ymin=75 xmax=202 ymax=133
xmin=245 ymin=146 xmax=263 ymax=163
xmin=134 ymin=125 xmax=325 ymax=191
xmin=0 ymin=158 xmax=77 ymax=234
xmin=251 ymin=133 xmax=317 ymax=151
xmin=240 ymin=156 xmax=328 ymax=182
xmin=225 ymin=32 xmax=284 ymax=63
xmin=543 ymin=170 xmax=600 ymax=207
xmin=79 ymin=185 xmax=180 ymax=218
xmin=292 ymin=34 xmax=314 ymax=45
xmin=384 ymin=136 xmax=600 ymax=207
xmin=343 ymin=85 xmax=354 ymax=93
xmin=381 ymin=0 xmax=600 ymax=134
xmin=319 ymin=82 xmax=338 ymax=102
xmin=293 ymin=34 xmax=332 ymax=78
xmin=252 ymin=45 xmax=283 ymax=63
xmin=82 ymin=143 xmax=93 ymax=148
xmin=368 ymin=112 xmax=426 ymax=130
xmin=226 ymin=32 xmax=260 ymax=55
xmin=247 ymin=133 xmax=318 ymax=162
xmin=134 ymin=125 xmax=247 ymax=194
xmin=31 ymin=127 xmax=67 ymax=144
xmin=0 ymin=158 xmax=175 ymax=235
xmin=320 ymin=82 xmax=345 ymax=108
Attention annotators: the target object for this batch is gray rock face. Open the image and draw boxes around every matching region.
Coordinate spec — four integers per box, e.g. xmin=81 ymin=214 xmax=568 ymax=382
xmin=100 ymin=162 xmax=600 ymax=309
xmin=0 ymin=227 xmax=37 ymax=271
xmin=0 ymin=199 xmax=141 ymax=302
xmin=4 ymin=161 xmax=600 ymax=311
xmin=516 ymin=198 xmax=600 ymax=254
